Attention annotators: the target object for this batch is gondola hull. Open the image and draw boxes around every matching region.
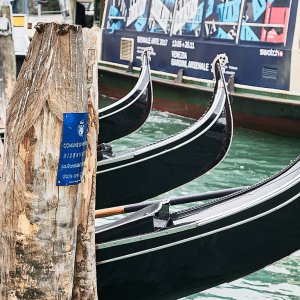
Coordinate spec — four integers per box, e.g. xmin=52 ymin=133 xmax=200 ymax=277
xmin=99 ymin=85 xmax=151 ymax=143
xmin=99 ymin=51 xmax=153 ymax=143
xmin=97 ymin=115 xmax=230 ymax=207
xmin=96 ymin=62 xmax=232 ymax=209
xmin=95 ymin=157 xmax=300 ymax=299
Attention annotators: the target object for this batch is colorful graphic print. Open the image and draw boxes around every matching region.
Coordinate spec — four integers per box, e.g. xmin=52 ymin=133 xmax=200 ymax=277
xmin=104 ymin=0 xmax=291 ymax=44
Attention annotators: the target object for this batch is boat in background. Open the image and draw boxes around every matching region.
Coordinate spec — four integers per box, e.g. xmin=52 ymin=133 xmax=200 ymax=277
xmin=10 ymin=1 xmax=30 ymax=57
xmin=96 ymin=0 xmax=300 ymax=138
xmin=15 ymin=0 xmax=72 ymax=38
xmin=95 ymin=150 xmax=300 ymax=300
xmin=98 ymin=48 xmax=153 ymax=143
xmin=96 ymin=59 xmax=232 ymax=209
xmin=9 ymin=0 xmax=72 ymax=74
xmin=0 ymin=0 xmax=30 ymax=75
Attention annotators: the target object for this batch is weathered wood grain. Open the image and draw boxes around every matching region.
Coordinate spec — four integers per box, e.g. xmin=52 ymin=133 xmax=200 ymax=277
xmin=72 ymin=27 xmax=99 ymax=300
xmin=0 ymin=23 xmax=92 ymax=299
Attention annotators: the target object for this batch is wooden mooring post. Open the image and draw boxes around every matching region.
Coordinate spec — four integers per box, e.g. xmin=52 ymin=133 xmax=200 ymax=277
xmin=0 ymin=2 xmax=16 ymax=174
xmin=0 ymin=23 xmax=98 ymax=299
xmin=0 ymin=2 xmax=16 ymax=127
xmin=72 ymin=28 xmax=99 ymax=299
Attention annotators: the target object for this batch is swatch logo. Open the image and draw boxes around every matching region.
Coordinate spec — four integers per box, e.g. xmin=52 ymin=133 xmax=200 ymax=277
xmin=260 ymin=49 xmax=284 ymax=57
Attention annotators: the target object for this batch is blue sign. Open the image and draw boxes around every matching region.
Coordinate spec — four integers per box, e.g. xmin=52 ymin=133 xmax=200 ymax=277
xmin=56 ymin=112 xmax=88 ymax=186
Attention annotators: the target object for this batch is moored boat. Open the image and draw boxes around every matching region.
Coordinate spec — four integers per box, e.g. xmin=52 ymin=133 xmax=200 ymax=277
xmin=10 ymin=0 xmax=71 ymax=73
xmin=96 ymin=0 xmax=300 ymax=137
xmin=96 ymin=59 xmax=232 ymax=208
xmin=98 ymin=48 xmax=153 ymax=143
xmin=95 ymin=151 xmax=300 ymax=300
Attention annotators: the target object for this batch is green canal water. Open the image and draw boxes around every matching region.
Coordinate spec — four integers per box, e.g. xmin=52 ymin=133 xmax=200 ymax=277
xmin=98 ymin=107 xmax=300 ymax=299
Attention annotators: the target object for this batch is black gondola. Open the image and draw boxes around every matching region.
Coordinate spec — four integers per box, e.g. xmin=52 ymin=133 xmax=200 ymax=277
xmin=96 ymin=60 xmax=233 ymax=209
xmin=98 ymin=49 xmax=153 ymax=143
xmin=95 ymin=153 xmax=300 ymax=300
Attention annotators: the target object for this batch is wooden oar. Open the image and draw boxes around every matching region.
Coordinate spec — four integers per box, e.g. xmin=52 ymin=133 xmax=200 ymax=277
xmin=95 ymin=186 xmax=247 ymax=218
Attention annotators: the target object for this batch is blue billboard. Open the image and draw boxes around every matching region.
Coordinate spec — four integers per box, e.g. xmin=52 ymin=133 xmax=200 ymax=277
xmin=102 ymin=0 xmax=296 ymax=91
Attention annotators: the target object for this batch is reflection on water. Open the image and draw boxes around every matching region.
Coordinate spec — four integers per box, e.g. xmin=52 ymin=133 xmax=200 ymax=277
xmin=98 ymin=108 xmax=300 ymax=299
